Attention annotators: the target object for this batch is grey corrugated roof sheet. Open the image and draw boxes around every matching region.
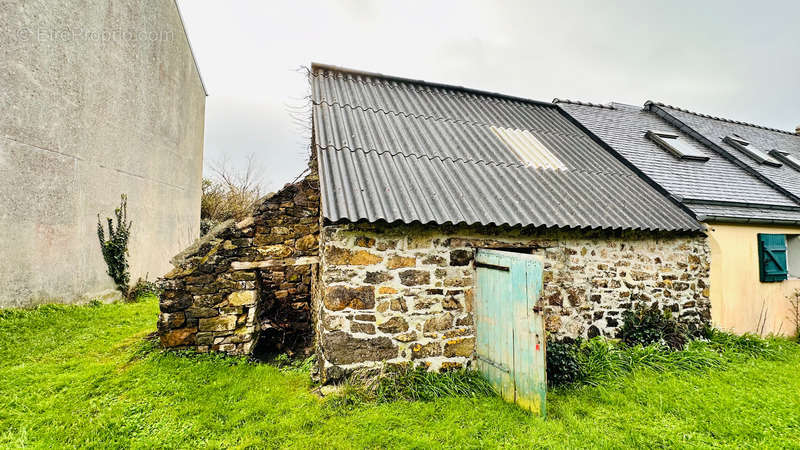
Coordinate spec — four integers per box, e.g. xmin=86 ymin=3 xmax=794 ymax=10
xmin=557 ymin=100 xmax=800 ymax=223
xmin=311 ymin=64 xmax=701 ymax=232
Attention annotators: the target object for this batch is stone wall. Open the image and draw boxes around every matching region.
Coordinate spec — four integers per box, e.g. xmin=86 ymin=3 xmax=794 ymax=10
xmin=316 ymin=222 xmax=710 ymax=382
xmin=157 ymin=170 xmax=319 ymax=356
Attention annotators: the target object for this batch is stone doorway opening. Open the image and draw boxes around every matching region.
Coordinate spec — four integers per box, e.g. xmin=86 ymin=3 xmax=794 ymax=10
xmin=251 ymin=263 xmax=316 ymax=361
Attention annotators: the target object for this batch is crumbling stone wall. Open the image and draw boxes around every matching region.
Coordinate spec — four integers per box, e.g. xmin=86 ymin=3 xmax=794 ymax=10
xmin=157 ymin=170 xmax=320 ymax=356
xmin=316 ymin=222 xmax=710 ymax=382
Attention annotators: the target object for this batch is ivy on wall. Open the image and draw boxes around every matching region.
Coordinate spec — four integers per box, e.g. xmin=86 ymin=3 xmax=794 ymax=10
xmin=97 ymin=194 xmax=132 ymax=293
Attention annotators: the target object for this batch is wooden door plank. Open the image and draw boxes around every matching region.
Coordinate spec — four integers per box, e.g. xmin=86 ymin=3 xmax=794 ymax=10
xmin=475 ymin=249 xmax=545 ymax=415
xmin=518 ymin=258 xmax=546 ymax=416
xmin=475 ymin=250 xmax=515 ymax=403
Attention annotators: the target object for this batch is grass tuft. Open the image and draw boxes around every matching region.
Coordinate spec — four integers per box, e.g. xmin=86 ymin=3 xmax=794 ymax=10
xmin=550 ymin=330 xmax=791 ymax=389
xmin=269 ymin=353 xmax=317 ymax=373
xmin=329 ymin=364 xmax=496 ymax=407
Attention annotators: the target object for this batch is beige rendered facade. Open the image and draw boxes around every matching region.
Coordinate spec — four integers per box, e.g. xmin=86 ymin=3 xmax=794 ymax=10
xmin=707 ymin=222 xmax=800 ymax=336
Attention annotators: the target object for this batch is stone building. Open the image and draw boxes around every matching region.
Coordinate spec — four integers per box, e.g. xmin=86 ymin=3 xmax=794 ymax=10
xmin=0 ymin=1 xmax=206 ymax=307
xmin=158 ymin=64 xmax=710 ymax=382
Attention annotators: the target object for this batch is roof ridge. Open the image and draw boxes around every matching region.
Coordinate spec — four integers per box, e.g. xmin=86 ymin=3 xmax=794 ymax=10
xmin=313 ymin=99 xmax=589 ymax=139
xmin=552 ymin=98 xmax=616 ymax=110
xmin=311 ymin=64 xmax=554 ymax=109
xmin=646 ymin=101 xmax=796 ymax=136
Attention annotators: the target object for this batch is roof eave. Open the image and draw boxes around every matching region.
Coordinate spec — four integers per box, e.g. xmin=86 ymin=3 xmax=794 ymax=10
xmin=698 ymin=215 xmax=800 ymax=227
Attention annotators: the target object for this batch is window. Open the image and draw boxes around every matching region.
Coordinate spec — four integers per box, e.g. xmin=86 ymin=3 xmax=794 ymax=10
xmin=757 ymin=234 xmax=800 ymax=282
xmin=723 ymin=136 xmax=782 ymax=167
xmin=769 ymin=150 xmax=800 ymax=172
xmin=788 ymin=235 xmax=800 ymax=278
xmin=758 ymin=234 xmax=788 ymax=282
xmin=490 ymin=126 xmax=566 ymax=170
xmin=646 ymin=130 xmax=709 ymax=161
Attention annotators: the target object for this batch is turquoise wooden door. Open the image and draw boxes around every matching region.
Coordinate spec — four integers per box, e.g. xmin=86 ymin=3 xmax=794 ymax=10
xmin=475 ymin=249 xmax=546 ymax=415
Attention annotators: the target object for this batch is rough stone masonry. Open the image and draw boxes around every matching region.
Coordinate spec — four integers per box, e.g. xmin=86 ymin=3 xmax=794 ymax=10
xmin=157 ymin=168 xmax=320 ymax=356
xmin=156 ymin=159 xmax=711 ymax=383
xmin=315 ymin=222 xmax=710 ymax=382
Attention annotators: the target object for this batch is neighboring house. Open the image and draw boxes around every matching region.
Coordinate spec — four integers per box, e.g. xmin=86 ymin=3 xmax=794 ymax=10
xmin=158 ymin=64 xmax=711 ymax=389
xmin=0 ymin=1 xmax=206 ymax=307
xmin=558 ymin=100 xmax=800 ymax=335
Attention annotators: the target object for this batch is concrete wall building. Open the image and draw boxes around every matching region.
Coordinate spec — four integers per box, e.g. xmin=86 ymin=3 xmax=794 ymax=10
xmin=0 ymin=1 xmax=206 ymax=307
xmin=559 ymin=100 xmax=800 ymax=336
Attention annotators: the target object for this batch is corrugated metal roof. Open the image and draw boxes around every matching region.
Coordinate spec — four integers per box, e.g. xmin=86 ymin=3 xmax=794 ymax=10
xmin=311 ymin=64 xmax=702 ymax=232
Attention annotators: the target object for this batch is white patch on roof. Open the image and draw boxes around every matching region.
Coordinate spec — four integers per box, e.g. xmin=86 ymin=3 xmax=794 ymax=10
xmin=490 ymin=126 xmax=566 ymax=170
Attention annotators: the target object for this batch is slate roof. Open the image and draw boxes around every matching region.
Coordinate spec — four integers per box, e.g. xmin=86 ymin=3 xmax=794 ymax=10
xmin=650 ymin=103 xmax=800 ymax=203
xmin=310 ymin=64 xmax=701 ymax=232
xmin=557 ymin=100 xmax=800 ymax=224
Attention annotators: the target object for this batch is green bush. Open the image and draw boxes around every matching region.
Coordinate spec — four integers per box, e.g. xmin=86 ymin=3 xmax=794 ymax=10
xmin=128 ymin=277 xmax=161 ymax=302
xmin=97 ymin=194 xmax=132 ymax=293
xmin=546 ymin=338 xmax=582 ymax=387
xmin=619 ymin=304 xmax=689 ymax=350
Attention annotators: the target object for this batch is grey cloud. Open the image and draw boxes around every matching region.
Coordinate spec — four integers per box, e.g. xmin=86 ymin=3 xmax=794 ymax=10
xmin=177 ymin=0 xmax=800 ymax=187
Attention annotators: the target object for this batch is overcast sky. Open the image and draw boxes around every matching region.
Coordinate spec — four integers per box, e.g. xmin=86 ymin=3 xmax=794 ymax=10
xmin=177 ymin=0 xmax=800 ymax=190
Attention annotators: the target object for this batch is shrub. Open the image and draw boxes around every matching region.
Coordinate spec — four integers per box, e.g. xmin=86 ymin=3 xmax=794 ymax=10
xmin=619 ymin=304 xmax=689 ymax=350
xmin=97 ymin=194 xmax=132 ymax=293
xmin=201 ymin=154 xmax=265 ymax=235
xmin=546 ymin=338 xmax=582 ymax=387
xmin=128 ymin=277 xmax=161 ymax=302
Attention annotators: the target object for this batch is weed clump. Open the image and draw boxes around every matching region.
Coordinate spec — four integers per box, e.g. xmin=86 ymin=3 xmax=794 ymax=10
xmin=127 ymin=277 xmax=161 ymax=302
xmin=329 ymin=364 xmax=495 ymax=406
xmin=546 ymin=330 xmax=786 ymax=388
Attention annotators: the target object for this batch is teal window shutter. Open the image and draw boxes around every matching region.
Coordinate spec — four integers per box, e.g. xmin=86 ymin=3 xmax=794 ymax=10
xmin=758 ymin=234 xmax=788 ymax=282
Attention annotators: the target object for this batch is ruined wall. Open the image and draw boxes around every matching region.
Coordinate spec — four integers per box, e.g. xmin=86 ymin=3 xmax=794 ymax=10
xmin=316 ymin=222 xmax=710 ymax=382
xmin=157 ymin=171 xmax=319 ymax=356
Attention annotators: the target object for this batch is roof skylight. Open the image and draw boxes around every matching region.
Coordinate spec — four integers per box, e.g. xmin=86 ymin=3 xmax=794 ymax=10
xmin=645 ymin=131 xmax=709 ymax=161
xmin=490 ymin=126 xmax=566 ymax=170
xmin=769 ymin=150 xmax=800 ymax=171
xmin=723 ymin=136 xmax=782 ymax=167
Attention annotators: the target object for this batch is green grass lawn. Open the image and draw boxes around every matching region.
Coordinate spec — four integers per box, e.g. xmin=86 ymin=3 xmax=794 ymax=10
xmin=1 ymin=298 xmax=799 ymax=449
